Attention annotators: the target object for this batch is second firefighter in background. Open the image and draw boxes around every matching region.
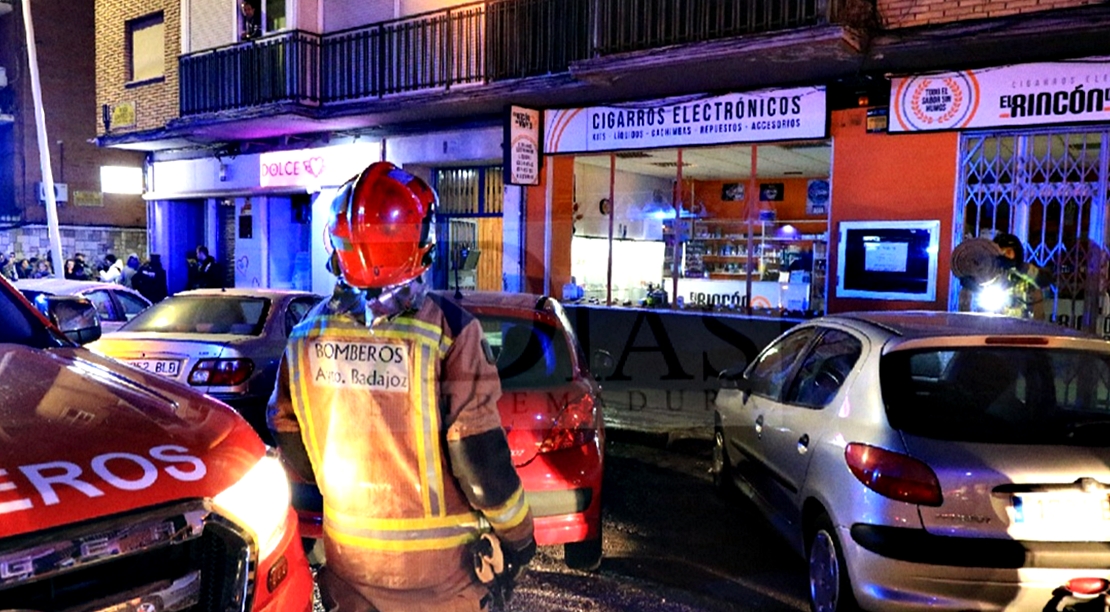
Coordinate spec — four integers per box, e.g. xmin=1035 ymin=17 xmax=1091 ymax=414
xmin=269 ymin=161 xmax=535 ymax=612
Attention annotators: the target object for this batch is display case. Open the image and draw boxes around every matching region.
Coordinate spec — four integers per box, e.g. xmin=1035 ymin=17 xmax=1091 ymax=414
xmin=663 ymin=217 xmax=827 ymax=312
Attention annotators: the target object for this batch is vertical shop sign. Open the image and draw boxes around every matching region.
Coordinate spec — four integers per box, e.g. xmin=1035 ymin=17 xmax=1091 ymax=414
xmin=505 ymin=106 xmax=542 ymax=185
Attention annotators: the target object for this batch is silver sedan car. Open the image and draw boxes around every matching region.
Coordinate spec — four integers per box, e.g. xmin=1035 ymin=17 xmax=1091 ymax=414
xmin=712 ymin=312 xmax=1110 ymax=612
xmin=15 ymin=278 xmax=152 ymax=334
xmin=88 ymin=288 xmax=321 ymax=442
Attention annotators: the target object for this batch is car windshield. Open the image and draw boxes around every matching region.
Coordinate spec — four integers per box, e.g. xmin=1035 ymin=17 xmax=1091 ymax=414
xmin=881 ymin=347 xmax=1110 ymax=445
xmin=119 ymin=295 xmax=270 ymax=335
xmin=479 ymin=315 xmax=574 ymax=390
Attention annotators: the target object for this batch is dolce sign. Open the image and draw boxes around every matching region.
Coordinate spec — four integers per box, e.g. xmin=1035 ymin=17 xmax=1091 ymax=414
xmin=258 ymin=143 xmax=382 ymax=188
xmin=262 ymin=156 xmax=325 ymax=184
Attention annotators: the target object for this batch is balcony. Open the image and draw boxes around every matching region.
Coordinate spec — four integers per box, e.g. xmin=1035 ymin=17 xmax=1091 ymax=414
xmin=179 ymin=31 xmax=320 ymax=115
xmin=179 ymin=0 xmax=836 ymax=119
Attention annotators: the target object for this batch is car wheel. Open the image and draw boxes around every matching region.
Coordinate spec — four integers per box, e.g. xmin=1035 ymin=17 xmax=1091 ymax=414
xmin=711 ymin=426 xmax=734 ymax=498
xmin=808 ymin=514 xmax=859 ymax=612
xmin=564 ymin=535 xmax=602 ymax=572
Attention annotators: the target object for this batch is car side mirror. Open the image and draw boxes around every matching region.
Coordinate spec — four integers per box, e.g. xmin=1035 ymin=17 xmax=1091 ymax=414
xmin=591 ymin=349 xmax=615 ymax=378
xmin=46 ymin=296 xmax=102 ymax=344
xmin=717 ymin=366 xmax=750 ymax=390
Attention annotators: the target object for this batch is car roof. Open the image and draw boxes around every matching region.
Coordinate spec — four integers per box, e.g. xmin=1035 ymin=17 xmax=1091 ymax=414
xmin=829 ymin=310 xmax=1089 ymax=340
xmin=436 ymin=290 xmax=548 ymax=312
xmin=14 ymin=278 xmax=131 ymax=295
xmin=173 ymin=288 xmax=319 ymax=299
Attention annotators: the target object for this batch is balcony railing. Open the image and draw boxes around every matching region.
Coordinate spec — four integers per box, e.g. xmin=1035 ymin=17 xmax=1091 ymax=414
xmin=180 ymin=31 xmax=320 ymax=115
xmin=485 ymin=0 xmax=591 ymax=82
xmin=595 ymin=0 xmax=825 ymax=55
xmin=323 ymin=4 xmax=486 ymax=102
xmin=179 ymin=0 xmax=835 ymax=116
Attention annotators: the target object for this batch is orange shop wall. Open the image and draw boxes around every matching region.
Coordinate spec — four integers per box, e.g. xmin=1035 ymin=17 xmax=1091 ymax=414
xmin=827 ymin=108 xmax=960 ymax=314
xmin=523 ymin=156 xmax=575 ymax=295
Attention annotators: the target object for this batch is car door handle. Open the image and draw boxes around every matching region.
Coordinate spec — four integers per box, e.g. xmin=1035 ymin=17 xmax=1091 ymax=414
xmin=797 ymin=433 xmax=810 ymax=455
xmin=755 ymin=415 xmax=764 ymax=439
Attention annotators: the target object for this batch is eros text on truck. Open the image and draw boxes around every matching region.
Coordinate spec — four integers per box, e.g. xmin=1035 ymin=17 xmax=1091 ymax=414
xmin=0 ymin=276 xmax=314 ymax=612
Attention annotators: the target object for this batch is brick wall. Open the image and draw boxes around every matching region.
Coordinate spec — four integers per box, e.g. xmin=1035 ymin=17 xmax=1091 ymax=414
xmin=0 ymin=225 xmax=148 ymax=267
xmin=878 ymin=0 xmax=1099 ymax=29
xmin=4 ymin=0 xmax=146 ymax=229
xmin=95 ymin=0 xmax=180 ymax=136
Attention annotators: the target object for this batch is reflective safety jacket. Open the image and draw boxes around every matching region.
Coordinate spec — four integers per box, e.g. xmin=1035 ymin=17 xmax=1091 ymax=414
xmin=269 ymin=287 xmax=533 ymax=602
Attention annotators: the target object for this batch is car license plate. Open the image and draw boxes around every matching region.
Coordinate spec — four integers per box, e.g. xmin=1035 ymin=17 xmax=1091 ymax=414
xmin=1011 ymin=492 xmax=1110 ymax=526
xmin=128 ymin=359 xmax=181 ymax=377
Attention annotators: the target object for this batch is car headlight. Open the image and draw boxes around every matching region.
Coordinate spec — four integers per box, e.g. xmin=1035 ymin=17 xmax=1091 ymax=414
xmin=212 ymin=453 xmax=291 ymax=559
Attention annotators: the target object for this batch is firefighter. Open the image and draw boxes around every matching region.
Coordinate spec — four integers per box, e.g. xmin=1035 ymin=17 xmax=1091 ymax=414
xmin=268 ymin=161 xmax=535 ymax=612
xmin=989 ymin=233 xmax=1054 ymax=319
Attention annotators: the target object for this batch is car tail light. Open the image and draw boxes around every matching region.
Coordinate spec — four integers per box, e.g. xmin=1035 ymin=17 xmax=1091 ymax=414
xmin=538 ymin=394 xmax=597 ymax=454
xmin=189 ymin=359 xmax=254 ymax=386
xmin=844 ymin=443 xmax=943 ymax=507
xmin=1066 ymin=577 xmax=1110 ymax=596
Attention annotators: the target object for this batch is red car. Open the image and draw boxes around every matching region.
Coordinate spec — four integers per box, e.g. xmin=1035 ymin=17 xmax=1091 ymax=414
xmin=292 ymin=291 xmax=607 ymax=570
xmin=453 ymin=291 xmax=606 ymax=570
xmin=0 ymin=276 xmax=314 ymax=611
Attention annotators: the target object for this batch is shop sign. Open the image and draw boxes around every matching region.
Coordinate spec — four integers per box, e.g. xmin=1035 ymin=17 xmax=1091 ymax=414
xmin=71 ymin=190 xmax=103 ymax=207
xmin=505 ymin=106 xmax=542 ymax=186
xmin=543 ymin=87 xmax=827 ymax=154
xmin=259 ymin=143 xmax=382 ymax=188
xmin=890 ymin=57 xmax=1110 ymax=132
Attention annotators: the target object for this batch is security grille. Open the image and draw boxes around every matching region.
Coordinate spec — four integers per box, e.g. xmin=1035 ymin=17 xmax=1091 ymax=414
xmin=435 ymin=167 xmax=503 ymax=215
xmin=955 ymin=130 xmax=1110 ymax=333
xmin=433 ymin=167 xmax=504 ymax=291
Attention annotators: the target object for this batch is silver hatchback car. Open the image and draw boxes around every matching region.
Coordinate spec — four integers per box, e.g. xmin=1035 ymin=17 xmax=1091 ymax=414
xmin=713 ymin=311 xmax=1110 ymax=612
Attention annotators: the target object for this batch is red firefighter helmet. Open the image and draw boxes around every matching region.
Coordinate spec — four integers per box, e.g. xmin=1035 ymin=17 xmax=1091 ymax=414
xmin=327 ymin=162 xmax=436 ymax=289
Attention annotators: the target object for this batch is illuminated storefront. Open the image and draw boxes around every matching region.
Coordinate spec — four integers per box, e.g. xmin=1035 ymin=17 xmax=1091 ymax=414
xmin=536 ymin=87 xmax=833 ymax=315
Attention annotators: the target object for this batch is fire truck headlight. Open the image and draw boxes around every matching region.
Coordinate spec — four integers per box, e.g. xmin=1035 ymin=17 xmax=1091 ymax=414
xmin=213 ymin=452 xmax=291 ymax=559
xmin=976 ymin=283 xmax=1009 ymax=313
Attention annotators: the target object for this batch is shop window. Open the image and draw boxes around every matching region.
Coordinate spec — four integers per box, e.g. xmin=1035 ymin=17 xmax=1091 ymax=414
xmin=127 ymin=13 xmax=164 ymax=83
xmin=570 ymin=144 xmax=831 ymax=314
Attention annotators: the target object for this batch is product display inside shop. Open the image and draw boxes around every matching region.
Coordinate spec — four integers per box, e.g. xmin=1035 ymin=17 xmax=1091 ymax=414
xmin=664 ymin=217 xmax=827 ymax=312
xmin=568 ymin=144 xmax=830 ymax=316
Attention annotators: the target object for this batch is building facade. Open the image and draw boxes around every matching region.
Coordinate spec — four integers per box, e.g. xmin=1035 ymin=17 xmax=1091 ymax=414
xmin=1 ymin=0 xmax=147 ymax=267
xmin=92 ymin=0 xmax=1110 ymax=332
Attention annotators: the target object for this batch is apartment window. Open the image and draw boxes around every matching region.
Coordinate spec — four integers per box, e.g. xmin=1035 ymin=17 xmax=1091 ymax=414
xmin=264 ymin=0 xmax=287 ymax=32
xmin=128 ymin=13 xmax=164 ymax=83
xmin=239 ymin=0 xmax=286 ymax=40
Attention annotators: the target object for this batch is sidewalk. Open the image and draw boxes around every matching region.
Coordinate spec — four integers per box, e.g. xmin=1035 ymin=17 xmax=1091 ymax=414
xmin=599 ymin=387 xmax=716 ymax=445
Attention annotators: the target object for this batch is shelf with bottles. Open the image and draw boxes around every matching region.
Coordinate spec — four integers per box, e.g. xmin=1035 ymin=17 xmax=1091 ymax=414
xmin=662 ymin=217 xmax=829 ymax=281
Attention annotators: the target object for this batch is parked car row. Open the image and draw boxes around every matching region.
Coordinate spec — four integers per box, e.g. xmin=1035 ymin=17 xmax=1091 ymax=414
xmin=17 ymin=270 xmax=1110 ymax=611
xmin=8 ymin=277 xmax=611 ymax=574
